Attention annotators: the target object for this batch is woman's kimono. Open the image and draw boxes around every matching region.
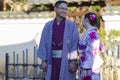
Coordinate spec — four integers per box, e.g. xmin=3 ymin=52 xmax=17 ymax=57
xmin=78 ymin=27 xmax=103 ymax=80
xmin=37 ymin=19 xmax=79 ymax=80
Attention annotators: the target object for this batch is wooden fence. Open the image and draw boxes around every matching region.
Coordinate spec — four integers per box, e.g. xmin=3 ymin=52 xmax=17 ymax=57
xmin=5 ymin=46 xmax=45 ymax=80
xmin=100 ymin=44 xmax=120 ymax=80
xmin=5 ymin=44 xmax=120 ymax=80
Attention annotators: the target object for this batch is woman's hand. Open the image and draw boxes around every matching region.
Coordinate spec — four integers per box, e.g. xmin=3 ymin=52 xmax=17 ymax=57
xmin=81 ymin=69 xmax=87 ymax=78
xmin=68 ymin=60 xmax=78 ymax=73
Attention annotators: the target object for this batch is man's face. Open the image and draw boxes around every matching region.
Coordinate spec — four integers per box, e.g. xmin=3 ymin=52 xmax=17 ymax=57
xmin=55 ymin=3 xmax=67 ymax=18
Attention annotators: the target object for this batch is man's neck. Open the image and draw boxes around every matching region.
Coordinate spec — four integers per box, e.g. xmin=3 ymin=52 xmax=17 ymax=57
xmin=56 ymin=17 xmax=64 ymax=25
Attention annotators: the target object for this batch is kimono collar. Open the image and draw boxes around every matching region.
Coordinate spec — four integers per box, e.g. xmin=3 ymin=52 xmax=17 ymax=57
xmin=54 ymin=17 xmax=66 ymax=25
xmin=86 ymin=27 xmax=98 ymax=32
xmin=80 ymin=27 xmax=98 ymax=42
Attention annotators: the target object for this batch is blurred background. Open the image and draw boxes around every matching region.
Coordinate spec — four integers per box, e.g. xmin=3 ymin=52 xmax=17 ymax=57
xmin=0 ymin=0 xmax=120 ymax=80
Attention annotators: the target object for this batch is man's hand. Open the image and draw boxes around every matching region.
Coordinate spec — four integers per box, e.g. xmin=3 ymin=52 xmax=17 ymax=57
xmin=42 ymin=60 xmax=47 ymax=72
xmin=68 ymin=60 xmax=78 ymax=73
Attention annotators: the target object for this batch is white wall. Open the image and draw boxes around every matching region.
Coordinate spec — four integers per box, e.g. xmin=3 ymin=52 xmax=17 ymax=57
xmin=0 ymin=18 xmax=52 ymax=77
xmin=102 ymin=15 xmax=120 ymax=41
xmin=102 ymin=15 xmax=120 ymax=31
xmin=0 ymin=18 xmax=52 ymax=46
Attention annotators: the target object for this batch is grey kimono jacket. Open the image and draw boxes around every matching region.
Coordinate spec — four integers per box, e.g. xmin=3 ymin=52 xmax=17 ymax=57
xmin=37 ymin=19 xmax=79 ymax=80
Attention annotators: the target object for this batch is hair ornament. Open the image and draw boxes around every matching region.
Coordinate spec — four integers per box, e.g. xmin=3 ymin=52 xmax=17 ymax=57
xmin=89 ymin=14 xmax=96 ymax=21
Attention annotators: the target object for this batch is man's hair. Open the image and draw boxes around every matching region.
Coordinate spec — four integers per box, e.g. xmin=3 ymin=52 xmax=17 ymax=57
xmin=55 ymin=0 xmax=67 ymax=8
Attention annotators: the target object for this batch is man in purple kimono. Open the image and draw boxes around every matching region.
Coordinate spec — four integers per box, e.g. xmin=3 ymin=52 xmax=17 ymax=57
xmin=37 ymin=1 xmax=79 ymax=80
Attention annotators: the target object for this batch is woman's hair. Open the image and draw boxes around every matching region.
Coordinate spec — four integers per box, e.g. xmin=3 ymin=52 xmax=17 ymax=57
xmin=55 ymin=0 xmax=67 ymax=8
xmin=84 ymin=12 xmax=97 ymax=26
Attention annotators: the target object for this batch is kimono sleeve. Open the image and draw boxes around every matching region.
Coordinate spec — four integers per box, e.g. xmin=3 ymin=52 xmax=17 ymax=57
xmin=37 ymin=24 xmax=47 ymax=60
xmin=68 ymin=23 xmax=79 ymax=60
xmin=87 ymin=31 xmax=103 ymax=70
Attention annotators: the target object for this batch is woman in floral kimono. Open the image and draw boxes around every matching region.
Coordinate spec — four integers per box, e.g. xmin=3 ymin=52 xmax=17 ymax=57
xmin=78 ymin=12 xmax=103 ymax=80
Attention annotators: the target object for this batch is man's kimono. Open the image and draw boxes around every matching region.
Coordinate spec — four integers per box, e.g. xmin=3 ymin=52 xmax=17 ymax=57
xmin=37 ymin=19 xmax=79 ymax=80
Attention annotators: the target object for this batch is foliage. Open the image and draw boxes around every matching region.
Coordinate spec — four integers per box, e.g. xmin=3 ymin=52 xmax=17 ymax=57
xmin=13 ymin=0 xmax=26 ymax=2
xmin=91 ymin=5 xmax=101 ymax=11
xmin=6 ymin=0 xmax=27 ymax=11
xmin=96 ymin=15 xmax=101 ymax=29
xmin=106 ymin=29 xmax=120 ymax=49
xmin=108 ymin=29 xmax=120 ymax=40
xmin=98 ymin=28 xmax=106 ymax=43
xmin=32 ymin=5 xmax=49 ymax=11
xmin=98 ymin=28 xmax=120 ymax=48
xmin=111 ymin=4 xmax=120 ymax=6
xmin=68 ymin=6 xmax=77 ymax=12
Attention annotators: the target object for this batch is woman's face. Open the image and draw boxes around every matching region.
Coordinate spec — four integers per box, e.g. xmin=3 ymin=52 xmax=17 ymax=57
xmin=55 ymin=3 xmax=68 ymax=18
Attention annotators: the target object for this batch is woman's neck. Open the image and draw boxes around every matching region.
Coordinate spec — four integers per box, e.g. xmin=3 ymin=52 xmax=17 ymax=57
xmin=85 ymin=24 xmax=93 ymax=30
xmin=86 ymin=26 xmax=91 ymax=30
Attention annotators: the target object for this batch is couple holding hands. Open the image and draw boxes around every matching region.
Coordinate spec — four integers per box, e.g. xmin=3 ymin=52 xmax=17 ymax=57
xmin=37 ymin=1 xmax=104 ymax=80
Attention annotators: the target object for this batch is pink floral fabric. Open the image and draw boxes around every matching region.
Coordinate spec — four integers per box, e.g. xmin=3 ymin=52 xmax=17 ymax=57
xmin=78 ymin=27 xmax=103 ymax=80
xmin=89 ymin=32 xmax=96 ymax=39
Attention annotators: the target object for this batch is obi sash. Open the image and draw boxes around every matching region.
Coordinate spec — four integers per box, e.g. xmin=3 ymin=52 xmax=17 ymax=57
xmin=52 ymin=50 xmax=62 ymax=58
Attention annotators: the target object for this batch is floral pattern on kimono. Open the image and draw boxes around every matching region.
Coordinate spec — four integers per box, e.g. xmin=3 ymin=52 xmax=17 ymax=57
xmin=78 ymin=27 xmax=103 ymax=80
